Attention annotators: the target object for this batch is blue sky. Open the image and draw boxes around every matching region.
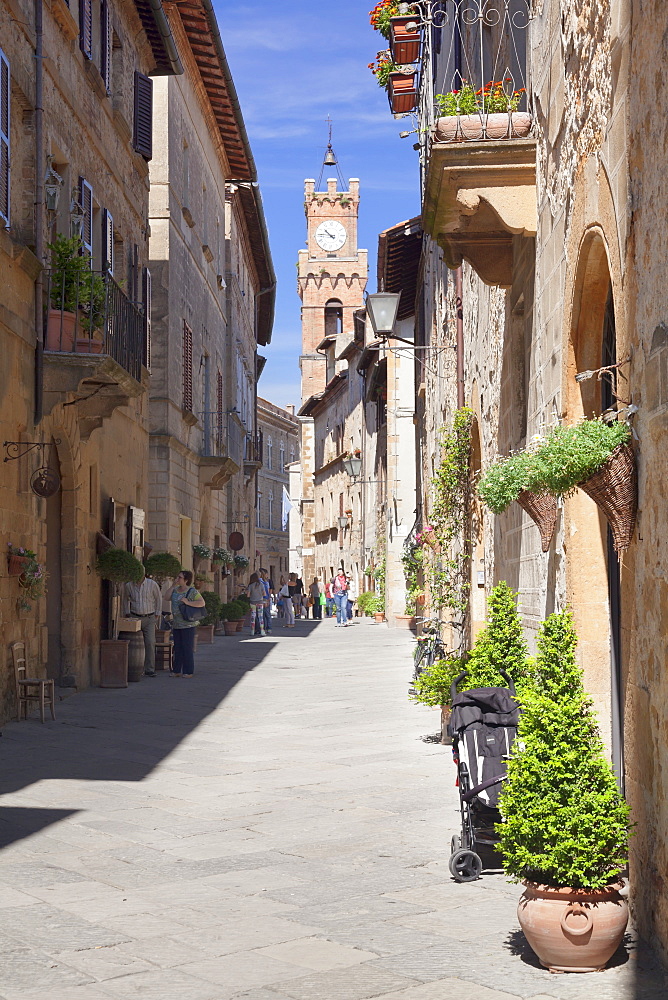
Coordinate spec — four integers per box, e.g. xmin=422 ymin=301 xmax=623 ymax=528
xmin=217 ymin=1 xmax=421 ymax=409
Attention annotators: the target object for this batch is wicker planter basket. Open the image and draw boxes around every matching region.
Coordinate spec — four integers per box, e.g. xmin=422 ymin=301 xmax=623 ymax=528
xmin=577 ymin=443 xmax=637 ymax=553
xmin=516 ymin=491 xmax=558 ymax=552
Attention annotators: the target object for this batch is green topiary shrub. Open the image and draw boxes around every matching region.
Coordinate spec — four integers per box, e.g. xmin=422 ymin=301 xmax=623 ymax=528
xmin=357 ymin=591 xmax=376 ymax=615
xmin=463 ymin=581 xmax=531 ymax=693
xmin=95 ymin=547 xmax=144 ymax=583
xmin=221 ymin=601 xmax=245 ymax=621
xmin=200 ymin=591 xmax=222 ymax=627
xmin=410 ymin=655 xmax=467 ymax=708
xmin=498 ymin=611 xmax=630 ymax=889
xmin=367 ymin=595 xmax=385 ymax=615
xmin=144 ymin=551 xmax=181 ymax=584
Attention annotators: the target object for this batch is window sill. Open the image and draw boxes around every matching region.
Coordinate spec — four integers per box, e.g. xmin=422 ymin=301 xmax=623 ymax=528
xmin=50 ymin=0 xmax=78 ymax=41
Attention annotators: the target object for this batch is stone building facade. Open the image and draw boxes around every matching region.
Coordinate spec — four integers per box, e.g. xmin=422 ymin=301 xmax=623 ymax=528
xmin=411 ymin=0 xmax=666 ymax=963
xmin=147 ymin=0 xmax=274 ymax=599
xmin=0 ymin=0 xmax=180 ymax=716
xmin=255 ymin=397 xmax=299 ymax=584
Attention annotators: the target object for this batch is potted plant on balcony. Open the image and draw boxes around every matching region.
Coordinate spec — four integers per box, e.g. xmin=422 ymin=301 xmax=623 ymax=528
xmin=434 ymin=80 xmax=531 ymax=142
xmin=198 ymin=591 xmax=222 ymax=643
xmin=499 ymin=611 xmax=630 ymax=973
xmin=369 ymin=51 xmax=417 ymax=114
xmin=46 ymin=235 xmax=106 ymax=352
xmin=389 ymin=7 xmax=420 ymax=64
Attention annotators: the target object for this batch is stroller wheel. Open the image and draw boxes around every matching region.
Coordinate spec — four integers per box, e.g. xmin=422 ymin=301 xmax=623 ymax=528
xmin=450 ymin=834 xmax=461 ymax=855
xmin=449 ymin=848 xmax=483 ymax=882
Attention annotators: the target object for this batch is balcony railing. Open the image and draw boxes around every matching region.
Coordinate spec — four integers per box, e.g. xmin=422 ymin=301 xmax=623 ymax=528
xmin=44 ymin=269 xmax=146 ymax=383
xmin=200 ymin=410 xmax=243 ymax=467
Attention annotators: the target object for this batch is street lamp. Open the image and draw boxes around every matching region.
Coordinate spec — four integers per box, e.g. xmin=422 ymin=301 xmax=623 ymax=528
xmin=338 ymin=515 xmax=348 ymax=530
xmin=342 ymin=455 xmax=362 ymax=480
xmin=365 ymin=292 xmax=401 ymax=339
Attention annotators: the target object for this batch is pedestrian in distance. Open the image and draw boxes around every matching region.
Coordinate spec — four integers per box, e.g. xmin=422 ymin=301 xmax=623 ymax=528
xmin=259 ymin=568 xmax=273 ymax=635
xmin=346 ymin=575 xmax=356 ymax=622
xmin=289 ymin=573 xmax=302 ymax=620
xmin=310 ymin=577 xmax=322 ymax=620
xmin=276 ymin=574 xmax=287 ymax=621
xmin=324 ymin=579 xmax=335 ymax=618
xmin=302 ymin=593 xmax=310 ymax=619
xmin=278 ymin=577 xmax=295 ymax=627
xmin=164 ymin=571 xmax=205 ymax=676
xmin=332 ymin=569 xmax=349 ymax=626
xmin=124 ymin=568 xmax=162 ymax=676
xmin=246 ymin=573 xmax=266 ymax=637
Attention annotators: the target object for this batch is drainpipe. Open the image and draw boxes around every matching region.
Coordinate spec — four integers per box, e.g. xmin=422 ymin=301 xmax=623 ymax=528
xmin=455 ymin=266 xmax=464 ymax=409
xmin=34 ymin=0 xmax=44 ymax=423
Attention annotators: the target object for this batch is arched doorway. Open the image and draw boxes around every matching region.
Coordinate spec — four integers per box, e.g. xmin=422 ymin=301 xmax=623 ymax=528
xmin=565 ymin=231 xmax=623 ymax=778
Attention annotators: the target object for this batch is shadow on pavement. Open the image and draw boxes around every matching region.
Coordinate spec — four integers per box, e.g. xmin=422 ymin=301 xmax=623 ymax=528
xmin=0 ymin=632 xmax=279 ymax=849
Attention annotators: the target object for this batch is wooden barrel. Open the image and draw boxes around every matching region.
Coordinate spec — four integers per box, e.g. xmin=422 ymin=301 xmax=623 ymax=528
xmin=119 ymin=630 xmax=144 ymax=682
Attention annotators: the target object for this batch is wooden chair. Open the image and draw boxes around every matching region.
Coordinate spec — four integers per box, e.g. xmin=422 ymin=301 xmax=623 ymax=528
xmin=10 ymin=641 xmax=56 ymax=723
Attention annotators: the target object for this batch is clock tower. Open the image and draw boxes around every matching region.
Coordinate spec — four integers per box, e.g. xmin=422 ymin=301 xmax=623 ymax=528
xmin=298 ymin=174 xmax=368 ymax=404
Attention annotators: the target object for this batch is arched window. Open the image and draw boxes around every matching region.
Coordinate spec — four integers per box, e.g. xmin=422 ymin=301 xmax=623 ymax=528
xmin=279 ymin=439 xmax=285 ymax=469
xmin=289 ymin=443 xmax=295 ymax=464
xmin=324 ymin=298 xmax=343 ymax=338
xmin=256 ymin=492 xmax=262 ymax=528
xmin=268 ymin=491 xmax=273 ymax=530
xmin=267 ymin=435 xmax=273 ymax=470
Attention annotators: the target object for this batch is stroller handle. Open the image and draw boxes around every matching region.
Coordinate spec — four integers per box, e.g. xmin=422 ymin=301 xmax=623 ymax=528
xmin=450 ymin=669 xmax=469 ymax=703
xmin=450 ymin=667 xmax=516 ymax=701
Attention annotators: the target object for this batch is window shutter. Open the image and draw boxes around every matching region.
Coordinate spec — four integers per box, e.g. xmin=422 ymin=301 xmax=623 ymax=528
xmin=79 ymin=177 xmax=93 ymax=260
xmin=79 ymin=0 xmax=93 ymax=59
xmin=100 ymin=0 xmax=111 ymax=90
xmin=182 ymin=320 xmax=193 ymax=412
xmin=133 ymin=71 xmax=153 ymax=160
xmin=0 ymin=50 xmax=9 ymax=226
xmin=142 ymin=267 xmax=152 ymax=370
xmin=102 ymin=209 xmax=114 ymax=273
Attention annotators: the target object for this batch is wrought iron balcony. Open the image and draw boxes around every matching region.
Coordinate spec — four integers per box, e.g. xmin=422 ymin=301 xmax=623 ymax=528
xmin=243 ymin=431 xmax=263 ymax=475
xmin=42 ymin=269 xmax=147 ymax=432
xmin=198 ymin=410 xmax=243 ymax=489
xmin=411 ymin=0 xmax=536 ymax=286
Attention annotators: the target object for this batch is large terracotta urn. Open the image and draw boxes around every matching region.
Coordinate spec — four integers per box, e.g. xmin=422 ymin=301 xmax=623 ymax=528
xmin=518 ymin=882 xmax=628 ymax=973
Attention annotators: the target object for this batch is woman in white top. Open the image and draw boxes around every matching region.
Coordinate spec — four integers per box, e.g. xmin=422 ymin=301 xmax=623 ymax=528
xmin=246 ymin=573 xmax=267 ymax=637
xmin=278 ymin=578 xmax=295 ymax=627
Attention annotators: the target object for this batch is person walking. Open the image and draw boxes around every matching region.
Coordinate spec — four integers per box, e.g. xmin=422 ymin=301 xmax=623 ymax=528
xmin=278 ymin=577 xmax=295 ymax=627
xmin=332 ymin=569 xmax=349 ymax=627
xmin=276 ymin=575 xmax=287 ymax=621
xmin=293 ymin=575 xmax=304 ymax=617
xmin=124 ymin=569 xmax=162 ymax=676
xmin=324 ymin=579 xmax=335 ymax=618
xmin=346 ymin=575 xmax=357 ymax=622
xmin=260 ymin=568 xmax=273 ymax=635
xmin=165 ymin=571 xmax=205 ymax=676
xmin=310 ymin=577 xmax=322 ymax=620
xmin=246 ymin=573 xmax=266 ymax=637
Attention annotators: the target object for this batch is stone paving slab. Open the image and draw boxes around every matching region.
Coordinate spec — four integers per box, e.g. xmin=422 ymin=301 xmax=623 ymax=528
xmin=0 ymin=618 xmax=665 ymax=999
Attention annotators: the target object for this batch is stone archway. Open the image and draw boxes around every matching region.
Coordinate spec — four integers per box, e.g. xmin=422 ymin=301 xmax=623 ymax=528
xmin=564 ymin=228 xmax=619 ymax=758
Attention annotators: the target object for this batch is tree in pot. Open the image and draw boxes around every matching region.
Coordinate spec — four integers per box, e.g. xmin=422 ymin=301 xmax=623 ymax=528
xmin=198 ymin=591 xmax=222 ymax=643
xmin=220 ymin=601 xmax=244 ymax=635
xmin=46 ymin=235 xmax=107 ymax=351
xmin=461 ymin=581 xmax=532 ymax=695
xmin=498 ymin=611 xmax=630 ymax=973
xmin=144 ymin=551 xmax=181 ymax=585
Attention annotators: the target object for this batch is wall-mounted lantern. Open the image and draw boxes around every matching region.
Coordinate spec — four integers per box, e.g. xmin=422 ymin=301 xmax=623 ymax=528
xmin=365 ymin=291 xmax=401 ymax=339
xmin=44 ymin=157 xmax=63 ymax=213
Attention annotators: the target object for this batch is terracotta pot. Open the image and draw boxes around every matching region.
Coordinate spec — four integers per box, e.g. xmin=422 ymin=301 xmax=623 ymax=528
xmin=45 ymin=309 xmax=77 ymax=351
xmin=223 ymin=622 xmax=237 ymax=636
xmin=8 ymin=554 xmax=30 ymax=576
xmin=390 ymin=15 xmax=420 ymax=64
xmin=235 ymin=619 xmax=244 ymax=632
xmin=435 ymin=111 xmax=532 ymax=143
xmin=394 ymin=613 xmax=416 ymax=629
xmin=198 ymin=624 xmax=215 ymax=643
xmin=374 ymin=613 xmax=386 ymax=623
xmin=518 ymin=882 xmax=628 ymax=973
xmin=75 ymin=336 xmax=104 ymax=354
xmin=388 ymin=71 xmax=417 ymax=114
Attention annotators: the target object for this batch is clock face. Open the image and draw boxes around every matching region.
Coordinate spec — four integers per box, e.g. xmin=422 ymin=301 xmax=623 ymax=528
xmin=315 ymin=220 xmax=347 ymax=252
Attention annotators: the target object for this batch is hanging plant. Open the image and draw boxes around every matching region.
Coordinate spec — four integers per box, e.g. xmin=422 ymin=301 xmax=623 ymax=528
xmin=8 ymin=544 xmax=47 ymax=608
xmin=369 ymin=0 xmax=402 ymax=38
xmin=192 ymin=543 xmax=213 ymax=560
xmin=233 ymin=554 xmax=250 ymax=569
xmin=212 ymin=547 xmax=233 ymax=566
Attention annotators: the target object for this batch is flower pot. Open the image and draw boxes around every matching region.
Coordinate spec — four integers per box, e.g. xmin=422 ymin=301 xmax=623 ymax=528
xmin=388 ymin=71 xmax=417 ymax=114
xmin=390 ymin=15 xmax=420 ymax=64
xmin=75 ymin=335 xmax=104 ymax=354
xmin=45 ymin=308 xmax=76 ymax=351
xmin=198 ymin=624 xmax=215 ymax=643
xmin=8 ymin=554 xmax=30 ymax=577
xmin=374 ymin=613 xmax=386 ymax=623
xmin=516 ymin=490 xmax=558 ymax=552
xmin=235 ymin=619 xmax=244 ymax=632
xmin=394 ymin=613 xmax=416 ymax=629
xmin=518 ymin=882 xmax=628 ymax=973
xmin=578 ymin=443 xmax=637 ymax=553
xmin=223 ymin=622 xmax=237 ymax=636
xmin=434 ymin=111 xmax=532 ymax=143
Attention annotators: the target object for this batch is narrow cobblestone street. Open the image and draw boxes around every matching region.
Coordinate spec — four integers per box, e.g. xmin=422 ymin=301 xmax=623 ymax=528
xmin=0 ymin=619 xmax=665 ymax=1000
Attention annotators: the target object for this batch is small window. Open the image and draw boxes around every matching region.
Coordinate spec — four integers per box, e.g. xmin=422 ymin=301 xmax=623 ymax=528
xmin=279 ymin=440 xmax=285 ymax=469
xmin=133 ymin=71 xmax=153 ymax=160
xmin=102 ymin=209 xmax=114 ymax=273
xmin=142 ymin=267 xmax=152 ymax=370
xmin=79 ymin=0 xmax=93 ymax=59
xmin=267 ymin=436 xmax=273 ymax=470
xmin=257 ymin=493 xmax=262 ymax=528
xmin=0 ymin=51 xmax=9 ymax=227
xmin=100 ymin=0 xmax=111 ymax=90
xmin=79 ymin=178 xmax=93 ymax=260
xmin=268 ymin=491 xmax=273 ymax=531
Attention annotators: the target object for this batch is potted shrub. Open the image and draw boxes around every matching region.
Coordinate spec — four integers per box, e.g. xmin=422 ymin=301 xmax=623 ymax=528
xmin=462 ymin=581 xmax=532 ymax=693
xmin=367 ymin=594 xmax=386 ymax=623
xmin=434 ymin=80 xmax=531 ymax=143
xmin=356 ymin=591 xmax=376 ymax=616
xmin=220 ymin=602 xmax=238 ymax=636
xmin=498 ymin=611 xmax=630 ymax=973
xmin=144 ymin=551 xmax=181 ymax=585
xmin=234 ymin=592 xmax=251 ymax=631
xmin=95 ymin=547 xmax=145 ymax=685
xmin=410 ymin=654 xmax=466 ymax=743
xmin=46 ymin=235 xmax=106 ymax=352
xmin=198 ymin=591 xmax=222 ymax=643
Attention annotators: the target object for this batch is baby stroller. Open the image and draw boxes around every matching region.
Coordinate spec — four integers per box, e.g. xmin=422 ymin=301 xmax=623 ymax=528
xmin=448 ymin=668 xmax=520 ymax=882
